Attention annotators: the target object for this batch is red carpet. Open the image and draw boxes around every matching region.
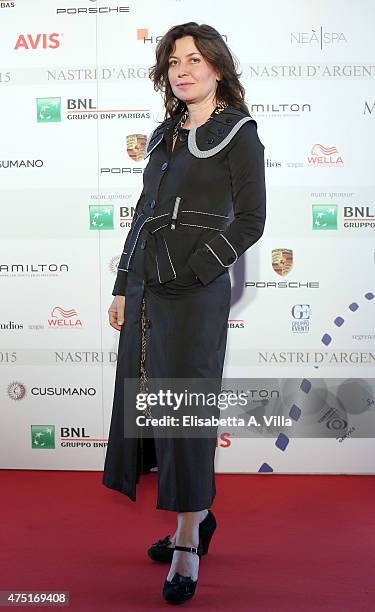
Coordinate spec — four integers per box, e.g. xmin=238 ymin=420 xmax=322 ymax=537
xmin=1 ymin=470 xmax=374 ymax=611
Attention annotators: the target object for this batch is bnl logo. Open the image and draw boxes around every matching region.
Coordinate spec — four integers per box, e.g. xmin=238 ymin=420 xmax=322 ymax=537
xmin=36 ymin=98 xmax=97 ymax=122
xmin=312 ymin=205 xmax=338 ymax=230
xmin=31 ymin=425 xmax=90 ymax=448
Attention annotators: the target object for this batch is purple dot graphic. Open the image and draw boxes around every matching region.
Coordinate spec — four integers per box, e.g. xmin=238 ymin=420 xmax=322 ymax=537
xmin=258 ymin=463 xmax=273 ymax=473
xmin=259 ymin=290 xmax=373 ymax=470
xmin=289 ymin=404 xmax=301 ymax=420
xmin=300 ymin=379 xmax=311 ymax=393
xmin=275 ymin=433 xmax=289 ymax=451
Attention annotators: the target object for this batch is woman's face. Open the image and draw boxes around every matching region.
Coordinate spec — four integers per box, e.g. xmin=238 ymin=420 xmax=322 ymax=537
xmin=167 ymin=35 xmax=221 ymax=106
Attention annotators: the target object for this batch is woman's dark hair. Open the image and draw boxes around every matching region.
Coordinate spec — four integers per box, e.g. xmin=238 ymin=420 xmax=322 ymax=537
xmin=148 ymin=22 xmax=249 ymax=119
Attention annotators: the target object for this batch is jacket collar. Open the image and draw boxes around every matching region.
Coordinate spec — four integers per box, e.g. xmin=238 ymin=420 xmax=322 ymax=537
xmin=144 ymin=106 xmax=253 ymax=159
xmin=192 ymin=106 xmax=254 ymax=154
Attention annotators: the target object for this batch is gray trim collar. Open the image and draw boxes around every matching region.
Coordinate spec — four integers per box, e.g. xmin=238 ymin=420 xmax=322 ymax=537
xmin=188 ymin=116 xmax=254 ymax=158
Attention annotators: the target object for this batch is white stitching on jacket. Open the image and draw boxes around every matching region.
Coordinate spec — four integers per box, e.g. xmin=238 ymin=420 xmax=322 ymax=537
xmin=155 ymin=254 xmax=161 ymax=283
xmin=203 ymin=243 xmax=232 ymax=268
xmin=126 ymin=213 xmax=169 ymax=265
xmin=150 ymin=223 xmax=169 ymax=233
xmin=181 ymin=210 xmax=230 ymax=218
xmin=162 ymin=236 xmax=176 ymax=279
xmin=143 ymin=129 xmax=163 ymax=159
xmin=203 ymin=234 xmax=238 ymax=268
xmin=155 ymin=237 xmax=177 ymax=282
xmin=179 ymin=223 xmax=221 ymax=231
xmin=188 ymin=116 xmax=253 ymax=158
xmin=218 ymin=233 xmax=238 ymax=261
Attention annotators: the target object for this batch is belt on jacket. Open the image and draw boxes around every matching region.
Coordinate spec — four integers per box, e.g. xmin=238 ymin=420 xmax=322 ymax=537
xmin=123 ymin=209 xmax=230 ymax=284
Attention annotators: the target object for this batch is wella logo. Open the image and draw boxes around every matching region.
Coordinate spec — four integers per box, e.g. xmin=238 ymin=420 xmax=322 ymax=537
xmin=48 ymin=306 xmax=83 ymax=328
xmin=307 ymin=144 xmax=344 ymax=167
xmin=14 ymin=33 xmax=61 ymax=50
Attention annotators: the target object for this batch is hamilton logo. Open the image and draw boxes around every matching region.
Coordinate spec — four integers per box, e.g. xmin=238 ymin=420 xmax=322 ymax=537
xmin=126 ymin=134 xmax=147 ymax=162
xmin=272 ymin=249 xmax=293 ymax=276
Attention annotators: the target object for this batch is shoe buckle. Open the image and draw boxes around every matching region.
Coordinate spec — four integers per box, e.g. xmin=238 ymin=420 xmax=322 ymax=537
xmin=173 ymin=544 xmax=198 ymax=554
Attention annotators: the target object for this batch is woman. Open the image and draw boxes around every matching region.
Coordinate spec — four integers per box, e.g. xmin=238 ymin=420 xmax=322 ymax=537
xmin=102 ymin=22 xmax=266 ymax=604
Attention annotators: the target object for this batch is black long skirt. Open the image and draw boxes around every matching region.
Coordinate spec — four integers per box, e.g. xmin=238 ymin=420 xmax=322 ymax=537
xmin=102 ymin=268 xmax=231 ymax=512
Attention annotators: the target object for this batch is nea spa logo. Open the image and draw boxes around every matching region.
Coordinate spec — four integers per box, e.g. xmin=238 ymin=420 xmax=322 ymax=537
xmin=14 ymin=33 xmax=61 ymax=50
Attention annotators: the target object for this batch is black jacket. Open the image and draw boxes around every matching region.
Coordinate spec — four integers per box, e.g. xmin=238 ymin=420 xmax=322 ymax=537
xmin=112 ymin=105 xmax=266 ymax=295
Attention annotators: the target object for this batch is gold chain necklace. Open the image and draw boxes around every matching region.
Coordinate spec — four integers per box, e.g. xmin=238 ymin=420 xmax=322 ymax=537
xmin=173 ymin=101 xmax=228 ymax=138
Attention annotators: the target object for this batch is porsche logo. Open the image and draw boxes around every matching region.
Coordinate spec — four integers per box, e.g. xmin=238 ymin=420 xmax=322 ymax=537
xmin=272 ymin=249 xmax=293 ymax=276
xmin=126 ymin=134 xmax=147 ymax=162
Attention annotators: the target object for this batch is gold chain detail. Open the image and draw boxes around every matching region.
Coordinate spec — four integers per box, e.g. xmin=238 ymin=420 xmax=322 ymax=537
xmin=139 ymin=294 xmax=152 ymax=418
xmin=173 ymin=101 xmax=229 ymax=138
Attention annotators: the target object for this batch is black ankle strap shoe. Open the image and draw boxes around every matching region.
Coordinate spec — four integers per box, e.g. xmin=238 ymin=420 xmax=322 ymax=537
xmin=148 ymin=510 xmax=217 ymax=563
xmin=162 ymin=545 xmax=199 ymax=604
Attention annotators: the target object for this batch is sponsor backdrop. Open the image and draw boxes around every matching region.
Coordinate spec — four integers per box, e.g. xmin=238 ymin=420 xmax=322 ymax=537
xmin=0 ymin=0 xmax=374 ymax=476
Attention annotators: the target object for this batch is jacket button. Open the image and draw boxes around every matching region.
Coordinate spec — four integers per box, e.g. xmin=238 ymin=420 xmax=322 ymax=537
xmin=161 ymin=162 xmax=168 ymax=171
xmin=207 ymin=137 xmax=215 ymax=144
xmin=150 ymin=200 xmax=156 ymax=208
xmin=140 ymin=239 xmax=147 ymax=249
xmin=145 ymin=318 xmax=151 ymax=328
xmin=225 ymin=117 xmax=233 ymax=124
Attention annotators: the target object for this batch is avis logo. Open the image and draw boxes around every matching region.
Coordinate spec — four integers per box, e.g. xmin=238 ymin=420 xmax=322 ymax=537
xmin=307 ymin=144 xmax=344 ymax=167
xmin=14 ymin=33 xmax=61 ymax=50
xmin=48 ymin=306 xmax=83 ymax=328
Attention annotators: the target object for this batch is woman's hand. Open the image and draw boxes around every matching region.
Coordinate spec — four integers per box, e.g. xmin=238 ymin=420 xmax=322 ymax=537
xmin=108 ymin=295 xmax=125 ymax=331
